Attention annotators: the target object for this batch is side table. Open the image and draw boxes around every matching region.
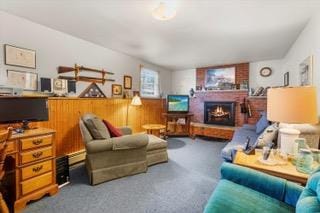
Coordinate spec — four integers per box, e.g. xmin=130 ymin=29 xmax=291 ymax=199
xmin=142 ymin=124 xmax=166 ymax=138
xmin=233 ymin=149 xmax=309 ymax=185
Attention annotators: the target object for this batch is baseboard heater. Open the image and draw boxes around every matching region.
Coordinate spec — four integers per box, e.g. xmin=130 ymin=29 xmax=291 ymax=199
xmin=67 ymin=149 xmax=86 ymax=165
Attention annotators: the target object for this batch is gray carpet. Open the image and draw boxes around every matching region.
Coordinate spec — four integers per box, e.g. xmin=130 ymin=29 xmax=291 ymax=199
xmin=24 ymin=137 xmax=226 ymax=213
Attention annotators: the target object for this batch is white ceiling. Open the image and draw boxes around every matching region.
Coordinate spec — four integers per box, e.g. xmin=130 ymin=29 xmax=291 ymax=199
xmin=1 ymin=0 xmax=320 ymax=70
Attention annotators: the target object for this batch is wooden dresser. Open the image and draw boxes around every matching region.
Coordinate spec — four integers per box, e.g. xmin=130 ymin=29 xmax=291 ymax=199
xmin=4 ymin=128 xmax=58 ymax=212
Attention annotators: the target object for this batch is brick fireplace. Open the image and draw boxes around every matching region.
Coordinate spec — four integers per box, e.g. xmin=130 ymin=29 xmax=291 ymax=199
xmin=189 ymin=62 xmax=267 ymax=127
xmin=204 ymin=101 xmax=236 ymax=126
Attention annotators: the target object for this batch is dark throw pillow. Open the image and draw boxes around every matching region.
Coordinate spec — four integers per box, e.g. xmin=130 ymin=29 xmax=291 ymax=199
xmin=103 ymin=120 xmax=123 ymax=137
xmin=82 ymin=114 xmax=111 ymax=139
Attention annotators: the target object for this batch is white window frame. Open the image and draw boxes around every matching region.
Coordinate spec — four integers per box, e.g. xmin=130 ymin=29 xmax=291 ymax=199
xmin=140 ymin=66 xmax=160 ymax=98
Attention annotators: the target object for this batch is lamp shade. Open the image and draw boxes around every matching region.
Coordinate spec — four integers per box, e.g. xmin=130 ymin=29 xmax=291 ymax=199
xmin=267 ymin=87 xmax=318 ymax=124
xmin=131 ymin=95 xmax=142 ymax=106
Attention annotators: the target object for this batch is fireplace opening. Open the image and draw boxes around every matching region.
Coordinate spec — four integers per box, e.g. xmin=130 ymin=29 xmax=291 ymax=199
xmin=204 ymin=101 xmax=235 ymax=126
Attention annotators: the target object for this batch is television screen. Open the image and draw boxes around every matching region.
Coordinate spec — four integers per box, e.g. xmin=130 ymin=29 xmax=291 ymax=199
xmin=167 ymin=95 xmax=189 ymax=113
xmin=0 ymin=97 xmax=49 ymax=124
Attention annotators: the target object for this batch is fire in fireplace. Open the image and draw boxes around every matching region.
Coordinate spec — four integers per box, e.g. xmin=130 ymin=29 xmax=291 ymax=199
xmin=204 ymin=101 xmax=236 ymax=126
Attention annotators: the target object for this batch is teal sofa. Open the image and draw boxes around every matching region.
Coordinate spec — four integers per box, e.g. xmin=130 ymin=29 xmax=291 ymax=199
xmin=204 ymin=163 xmax=320 ymax=213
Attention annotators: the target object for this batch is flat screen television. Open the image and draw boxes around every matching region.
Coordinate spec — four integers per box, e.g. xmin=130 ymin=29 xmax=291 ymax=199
xmin=0 ymin=97 xmax=49 ymax=130
xmin=167 ymin=95 xmax=189 ymax=113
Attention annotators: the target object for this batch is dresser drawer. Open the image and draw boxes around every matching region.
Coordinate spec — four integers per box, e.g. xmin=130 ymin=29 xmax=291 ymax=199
xmin=21 ymin=160 xmax=53 ymax=181
xmin=20 ymin=147 xmax=53 ymax=165
xmin=20 ymin=135 xmax=52 ymax=151
xmin=20 ymin=172 xmax=53 ymax=196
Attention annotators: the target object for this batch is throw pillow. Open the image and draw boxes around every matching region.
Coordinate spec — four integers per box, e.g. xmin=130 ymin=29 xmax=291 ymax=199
xmin=83 ymin=116 xmax=111 ymax=139
xmin=103 ymin=120 xmax=123 ymax=137
xmin=256 ymin=112 xmax=269 ymax=134
xmin=255 ymin=123 xmax=279 ymax=148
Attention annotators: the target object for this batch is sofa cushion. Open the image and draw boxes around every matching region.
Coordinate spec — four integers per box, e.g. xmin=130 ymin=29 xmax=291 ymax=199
xmin=147 ymin=135 xmax=167 ymax=151
xmin=255 ymin=124 xmax=279 ymax=148
xmin=221 ymin=127 xmax=259 ymax=161
xmin=204 ymin=179 xmax=294 ymax=213
xmin=256 ymin=112 xmax=269 ymax=134
xmin=103 ymin=120 xmax=123 ymax=137
xmin=82 ymin=113 xmax=111 ymax=139
xmin=296 ymin=171 xmax=320 ymax=212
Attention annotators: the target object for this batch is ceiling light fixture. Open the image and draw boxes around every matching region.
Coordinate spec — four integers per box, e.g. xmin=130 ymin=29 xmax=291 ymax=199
xmin=152 ymin=2 xmax=177 ymax=21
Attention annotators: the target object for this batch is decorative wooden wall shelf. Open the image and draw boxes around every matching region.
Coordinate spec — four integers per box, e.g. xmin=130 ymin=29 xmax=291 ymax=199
xmin=58 ymin=64 xmax=115 ymax=85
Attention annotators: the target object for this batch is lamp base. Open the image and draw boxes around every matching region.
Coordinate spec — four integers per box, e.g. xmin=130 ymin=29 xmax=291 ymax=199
xmin=279 ymin=127 xmax=300 ymax=155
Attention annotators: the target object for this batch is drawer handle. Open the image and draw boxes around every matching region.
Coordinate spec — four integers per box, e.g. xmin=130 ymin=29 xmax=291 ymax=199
xmin=32 ymin=152 xmax=43 ymax=158
xmin=32 ymin=139 xmax=43 ymax=145
xmin=32 ymin=165 xmax=43 ymax=173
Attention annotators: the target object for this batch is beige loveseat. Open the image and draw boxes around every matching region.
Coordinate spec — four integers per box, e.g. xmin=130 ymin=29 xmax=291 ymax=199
xmin=79 ymin=113 xmax=168 ymax=185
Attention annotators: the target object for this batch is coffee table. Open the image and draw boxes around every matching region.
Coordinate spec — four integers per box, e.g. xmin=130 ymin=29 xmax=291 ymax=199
xmin=233 ymin=149 xmax=309 ymax=185
xmin=142 ymin=124 xmax=166 ymax=137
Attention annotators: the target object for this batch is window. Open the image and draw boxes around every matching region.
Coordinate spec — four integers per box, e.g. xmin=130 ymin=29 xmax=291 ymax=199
xmin=140 ymin=67 xmax=160 ymax=98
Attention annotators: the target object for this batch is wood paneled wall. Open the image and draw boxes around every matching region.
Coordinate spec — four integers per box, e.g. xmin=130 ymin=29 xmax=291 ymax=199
xmin=2 ymin=98 xmax=165 ymax=156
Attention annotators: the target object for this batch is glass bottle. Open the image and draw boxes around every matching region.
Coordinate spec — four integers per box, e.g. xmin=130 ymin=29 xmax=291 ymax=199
xmin=296 ymin=149 xmax=313 ymax=174
xmin=292 ymin=138 xmax=308 ymax=165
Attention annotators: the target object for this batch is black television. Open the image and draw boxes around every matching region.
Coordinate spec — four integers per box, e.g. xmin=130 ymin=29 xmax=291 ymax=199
xmin=167 ymin=95 xmax=189 ymax=113
xmin=0 ymin=97 xmax=49 ymax=131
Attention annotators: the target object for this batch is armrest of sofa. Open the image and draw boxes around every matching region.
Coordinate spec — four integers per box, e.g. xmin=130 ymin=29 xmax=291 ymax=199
xmin=118 ymin=127 xmax=132 ymax=135
xmin=111 ymin=134 xmax=148 ymax=150
xmin=85 ymin=139 xmax=114 ymax=154
xmin=221 ymin=162 xmax=302 ymax=204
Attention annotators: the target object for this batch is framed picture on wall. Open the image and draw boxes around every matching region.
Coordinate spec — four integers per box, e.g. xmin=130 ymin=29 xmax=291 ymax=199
xmin=299 ymin=55 xmax=313 ymax=86
xmin=112 ymin=84 xmax=122 ymax=96
xmin=205 ymin=67 xmax=235 ymax=89
xmin=284 ymin=72 xmax=289 ymax=87
xmin=123 ymin=75 xmax=132 ymax=89
xmin=7 ymin=70 xmax=38 ymax=90
xmin=4 ymin=44 xmax=36 ymax=69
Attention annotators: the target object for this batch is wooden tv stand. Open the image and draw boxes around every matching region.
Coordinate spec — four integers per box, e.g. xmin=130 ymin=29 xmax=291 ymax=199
xmin=162 ymin=113 xmax=193 ymax=137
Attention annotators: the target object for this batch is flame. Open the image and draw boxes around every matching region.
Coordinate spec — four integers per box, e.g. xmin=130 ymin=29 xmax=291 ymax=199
xmin=210 ymin=106 xmax=230 ymax=118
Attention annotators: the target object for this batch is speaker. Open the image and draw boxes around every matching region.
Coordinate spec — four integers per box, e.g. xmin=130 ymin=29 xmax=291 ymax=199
xmin=56 ymin=155 xmax=70 ymax=187
xmin=40 ymin=78 xmax=52 ymax=92
xmin=68 ymin=80 xmax=76 ymax=93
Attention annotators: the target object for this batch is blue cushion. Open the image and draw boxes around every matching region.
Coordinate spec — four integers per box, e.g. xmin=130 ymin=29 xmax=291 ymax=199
xmin=255 ymin=112 xmax=269 ymax=134
xmin=296 ymin=171 xmax=320 ymax=212
xmin=307 ymin=172 xmax=320 ymax=193
xmin=221 ymin=162 xmax=287 ymax=201
xmin=296 ymin=189 xmax=320 ymax=213
xmin=204 ymin=180 xmax=294 ymax=213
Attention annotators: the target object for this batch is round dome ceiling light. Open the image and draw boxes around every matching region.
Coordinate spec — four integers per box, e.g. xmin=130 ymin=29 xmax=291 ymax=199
xmin=152 ymin=2 xmax=177 ymax=21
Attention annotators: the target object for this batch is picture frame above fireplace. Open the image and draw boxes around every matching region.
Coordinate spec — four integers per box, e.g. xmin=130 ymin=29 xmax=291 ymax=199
xmin=205 ymin=67 xmax=235 ymax=89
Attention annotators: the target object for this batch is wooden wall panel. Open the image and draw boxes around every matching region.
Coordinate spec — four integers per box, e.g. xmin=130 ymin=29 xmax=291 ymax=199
xmin=1 ymin=98 xmax=165 ymax=156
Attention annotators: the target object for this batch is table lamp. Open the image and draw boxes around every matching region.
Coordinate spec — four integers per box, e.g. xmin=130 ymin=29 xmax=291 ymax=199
xmin=267 ymin=86 xmax=318 ymax=155
xmin=126 ymin=94 xmax=142 ymax=126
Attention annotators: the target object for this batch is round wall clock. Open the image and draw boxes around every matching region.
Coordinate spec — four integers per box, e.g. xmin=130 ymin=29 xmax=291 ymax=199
xmin=260 ymin=67 xmax=272 ymax=77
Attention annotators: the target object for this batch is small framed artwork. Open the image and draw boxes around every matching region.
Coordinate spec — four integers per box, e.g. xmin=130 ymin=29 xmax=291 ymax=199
xmin=112 ymin=84 xmax=122 ymax=96
xmin=123 ymin=75 xmax=132 ymax=89
xmin=284 ymin=72 xmax=289 ymax=87
xmin=7 ymin=70 xmax=38 ymax=91
xmin=299 ymin=55 xmax=313 ymax=86
xmin=123 ymin=90 xmax=130 ymax=99
xmin=4 ymin=44 xmax=36 ymax=69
